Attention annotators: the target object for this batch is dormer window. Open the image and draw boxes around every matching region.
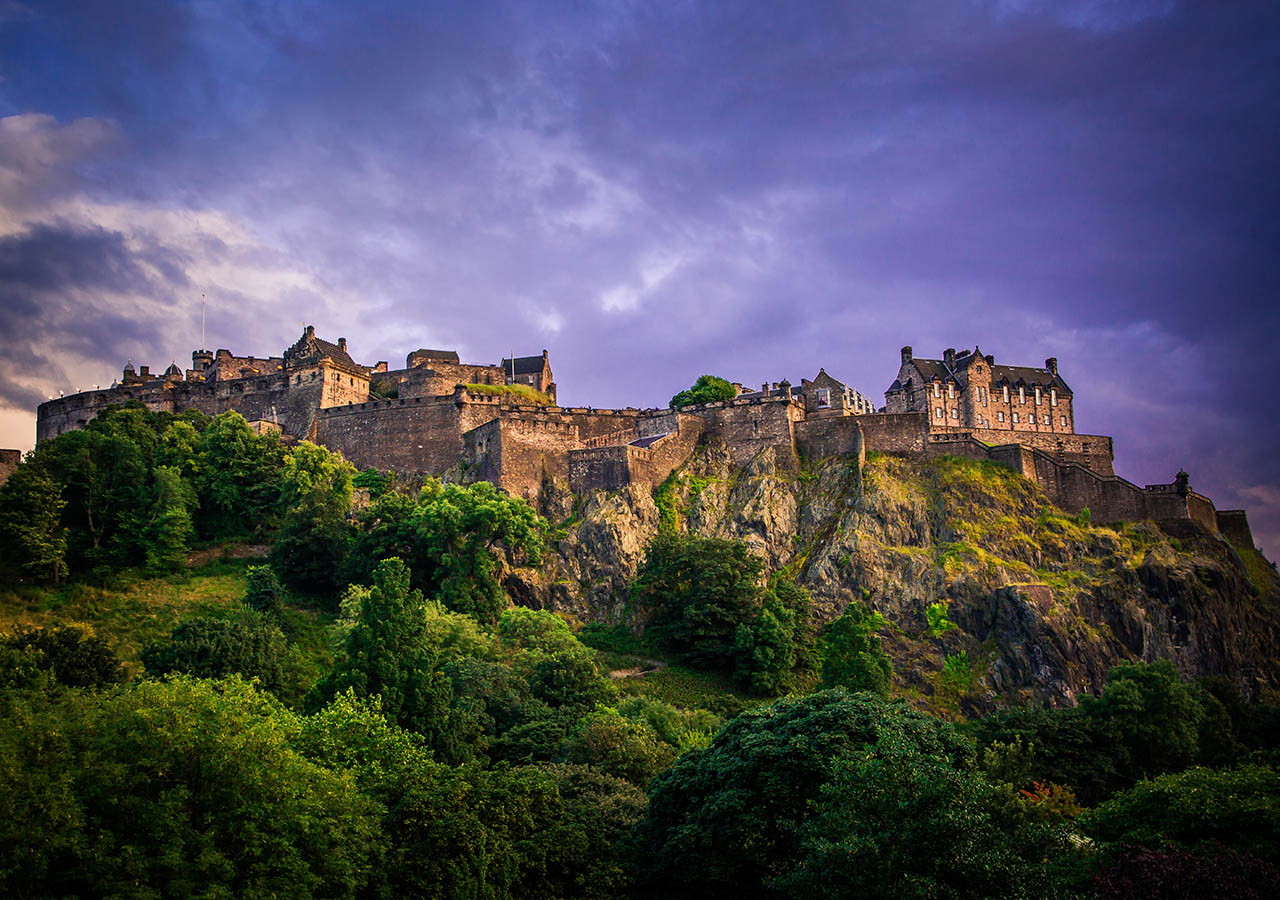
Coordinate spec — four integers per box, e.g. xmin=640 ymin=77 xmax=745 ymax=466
xmin=1002 ymin=385 xmax=1010 ymax=402
xmin=1035 ymin=387 xmax=1042 ymax=405
xmin=1050 ymin=389 xmax=1057 ymax=406
xmin=947 ymin=382 xmax=955 ymax=399
xmin=933 ymin=382 xmax=941 ymax=398
xmin=1018 ymin=386 xmax=1025 ymax=404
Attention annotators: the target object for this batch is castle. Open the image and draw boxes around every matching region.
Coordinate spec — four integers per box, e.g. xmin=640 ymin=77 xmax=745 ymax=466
xmin=32 ymin=330 xmax=1255 ymax=548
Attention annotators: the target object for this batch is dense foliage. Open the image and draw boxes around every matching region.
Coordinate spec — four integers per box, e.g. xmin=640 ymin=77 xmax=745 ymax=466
xmin=669 ymin=374 xmax=737 ymax=409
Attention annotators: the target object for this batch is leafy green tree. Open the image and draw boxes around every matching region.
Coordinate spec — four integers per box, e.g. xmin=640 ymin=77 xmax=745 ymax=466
xmin=270 ymin=441 xmax=357 ymax=598
xmin=0 ymin=677 xmax=380 ymax=900
xmin=734 ymin=586 xmax=799 ymax=695
xmin=347 ymin=480 xmax=545 ymax=624
xmin=155 ymin=418 xmax=203 ymax=480
xmin=633 ymin=689 xmax=972 ymax=892
xmin=310 ymin=557 xmax=476 ymax=763
xmin=1085 ymin=660 xmax=1205 ymax=780
xmin=1 ymin=625 xmax=123 ymax=688
xmin=774 ymin=729 xmax=1063 ymax=900
xmin=635 ymin=532 xmax=764 ymax=669
xmin=528 ymin=650 xmax=614 ymax=711
xmin=141 ymin=612 xmax=290 ymax=695
xmin=142 ymin=464 xmax=197 ymax=572
xmin=1083 ymin=764 xmax=1280 ymax=864
xmin=195 ymin=411 xmax=285 ymax=538
xmin=565 ymin=707 xmax=675 ymax=785
xmin=243 ymin=564 xmax=286 ymax=617
xmin=0 ymin=461 xmax=68 ymax=582
xmin=821 ymin=600 xmax=893 ymax=695
xmin=670 ymin=374 xmax=737 ymax=409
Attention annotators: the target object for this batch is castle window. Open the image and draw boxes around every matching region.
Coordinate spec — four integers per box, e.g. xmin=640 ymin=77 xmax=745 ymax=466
xmin=1060 ymin=415 xmax=1067 ymax=427
xmin=1035 ymin=387 xmax=1042 ymax=405
xmin=950 ymin=408 xmax=959 ymax=420
xmin=933 ymin=383 xmax=941 ymax=398
xmin=1018 ymin=386 xmax=1025 ymax=404
xmin=1012 ymin=413 xmax=1020 ymax=423
xmin=1002 ymin=385 xmax=1009 ymax=402
xmin=815 ymin=388 xmax=830 ymax=409
xmin=1050 ymin=388 xmax=1057 ymax=406
xmin=998 ymin=411 xmax=1005 ymax=423
xmin=935 ymin=407 xmax=943 ymax=418
xmin=947 ymin=383 xmax=955 ymax=399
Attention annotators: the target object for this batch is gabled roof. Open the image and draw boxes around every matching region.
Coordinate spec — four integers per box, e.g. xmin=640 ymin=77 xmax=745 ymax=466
xmin=903 ymin=346 xmax=1072 ymax=395
xmin=313 ymin=337 xmax=359 ymax=370
xmin=501 ymin=355 xmax=547 ymax=376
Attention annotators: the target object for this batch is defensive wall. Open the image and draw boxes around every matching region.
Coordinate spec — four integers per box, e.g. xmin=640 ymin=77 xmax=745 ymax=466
xmin=919 ymin=431 xmax=1241 ymax=537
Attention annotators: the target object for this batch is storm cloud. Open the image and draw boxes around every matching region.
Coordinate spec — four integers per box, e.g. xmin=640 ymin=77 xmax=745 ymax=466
xmin=0 ymin=0 xmax=1277 ymax=555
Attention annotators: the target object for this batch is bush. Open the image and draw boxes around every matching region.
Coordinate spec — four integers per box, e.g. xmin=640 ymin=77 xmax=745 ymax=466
xmin=141 ymin=613 xmax=290 ymax=695
xmin=1 ymin=625 xmax=123 ymax=688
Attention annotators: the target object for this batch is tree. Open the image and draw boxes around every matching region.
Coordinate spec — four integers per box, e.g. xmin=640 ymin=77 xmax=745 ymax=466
xmin=141 ymin=464 xmax=197 ymax=572
xmin=0 ymin=677 xmax=380 ymax=899
xmin=1 ymin=625 xmax=123 ymax=688
xmin=565 ymin=707 xmax=674 ymax=785
xmin=141 ymin=612 xmax=291 ymax=695
xmin=347 ymin=480 xmax=545 ymax=624
xmin=243 ymin=564 xmax=286 ymax=617
xmin=1085 ymin=660 xmax=1206 ymax=781
xmin=0 ymin=461 xmax=67 ymax=582
xmin=1083 ymin=765 xmax=1280 ymax=865
xmin=633 ymin=689 xmax=972 ymax=892
xmin=195 ymin=411 xmax=285 ymax=538
xmin=670 ymin=375 xmax=737 ymax=409
xmin=634 ymin=532 xmax=765 ymax=669
xmin=821 ymin=600 xmax=893 ymax=696
xmin=774 ymin=730 xmax=1063 ymax=900
xmin=310 ymin=558 xmax=476 ymax=763
xmin=270 ymin=441 xmax=357 ymax=598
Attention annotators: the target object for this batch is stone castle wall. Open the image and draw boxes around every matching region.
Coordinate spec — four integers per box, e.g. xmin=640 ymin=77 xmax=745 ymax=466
xmin=0 ymin=449 xmax=20 ymax=487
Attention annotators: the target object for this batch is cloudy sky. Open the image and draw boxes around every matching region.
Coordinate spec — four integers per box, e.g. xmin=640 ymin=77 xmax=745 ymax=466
xmin=1 ymin=0 xmax=1277 ymax=557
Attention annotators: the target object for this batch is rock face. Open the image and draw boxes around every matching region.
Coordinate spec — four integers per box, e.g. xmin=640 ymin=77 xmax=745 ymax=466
xmin=509 ymin=440 xmax=1280 ymax=712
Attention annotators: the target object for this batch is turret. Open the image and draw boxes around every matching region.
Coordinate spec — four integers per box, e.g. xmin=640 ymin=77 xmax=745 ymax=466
xmin=192 ymin=348 xmax=214 ymax=372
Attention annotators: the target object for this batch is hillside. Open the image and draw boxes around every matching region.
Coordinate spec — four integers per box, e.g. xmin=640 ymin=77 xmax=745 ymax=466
xmin=514 ymin=442 xmax=1280 ymax=713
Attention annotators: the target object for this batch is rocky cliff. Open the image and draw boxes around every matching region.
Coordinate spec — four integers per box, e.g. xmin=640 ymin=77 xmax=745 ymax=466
xmin=508 ymin=441 xmax=1280 ymax=713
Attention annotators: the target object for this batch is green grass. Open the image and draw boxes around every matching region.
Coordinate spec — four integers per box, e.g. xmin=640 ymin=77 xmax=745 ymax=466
xmin=464 ymin=383 xmax=552 ymax=404
xmin=0 ymin=558 xmax=255 ymax=676
xmin=618 ymin=663 xmax=753 ymax=717
xmin=1238 ymin=547 xmax=1279 ymax=596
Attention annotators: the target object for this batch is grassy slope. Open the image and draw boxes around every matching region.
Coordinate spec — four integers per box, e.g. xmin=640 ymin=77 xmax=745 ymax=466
xmin=0 ymin=555 xmax=334 ymax=684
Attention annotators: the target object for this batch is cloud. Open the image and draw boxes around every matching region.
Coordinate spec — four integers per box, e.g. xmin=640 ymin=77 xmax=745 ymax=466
xmin=0 ymin=2 xmax=1276 ymax=557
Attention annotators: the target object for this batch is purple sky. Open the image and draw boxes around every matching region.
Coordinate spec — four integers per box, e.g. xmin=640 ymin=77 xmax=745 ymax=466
xmin=1 ymin=1 xmax=1277 ymax=559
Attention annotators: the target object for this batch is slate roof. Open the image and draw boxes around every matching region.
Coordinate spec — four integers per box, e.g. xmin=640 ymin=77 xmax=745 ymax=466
xmin=897 ymin=347 xmax=1072 ymax=395
xmin=313 ymin=337 xmax=359 ymax=370
xmin=501 ymin=355 xmax=546 ymax=376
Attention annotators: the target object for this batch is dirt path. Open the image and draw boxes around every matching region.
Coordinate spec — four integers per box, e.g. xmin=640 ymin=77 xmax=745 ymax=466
xmin=607 ymin=659 xmax=669 ymax=679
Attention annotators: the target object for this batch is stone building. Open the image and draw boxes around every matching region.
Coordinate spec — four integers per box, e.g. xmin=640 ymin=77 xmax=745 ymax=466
xmin=885 ymin=345 xmax=1074 ymax=433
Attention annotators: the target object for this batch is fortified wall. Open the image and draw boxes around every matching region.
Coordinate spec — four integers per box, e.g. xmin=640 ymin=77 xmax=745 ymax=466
xmin=30 ymin=330 xmax=1258 ymax=550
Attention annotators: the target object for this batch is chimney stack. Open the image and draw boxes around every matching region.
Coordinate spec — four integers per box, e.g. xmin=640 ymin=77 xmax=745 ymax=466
xmin=1045 ymin=357 xmax=1058 ymax=375
xmin=901 ymin=345 xmax=912 ymax=365
xmin=338 ymin=337 xmax=347 ymax=352
xmin=943 ymin=348 xmax=956 ymax=368
xmin=305 ymin=324 xmax=315 ymax=337
xmin=985 ymin=354 xmax=994 ymax=365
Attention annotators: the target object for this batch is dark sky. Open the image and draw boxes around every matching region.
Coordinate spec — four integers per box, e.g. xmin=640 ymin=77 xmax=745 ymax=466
xmin=1 ymin=1 xmax=1277 ymax=558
